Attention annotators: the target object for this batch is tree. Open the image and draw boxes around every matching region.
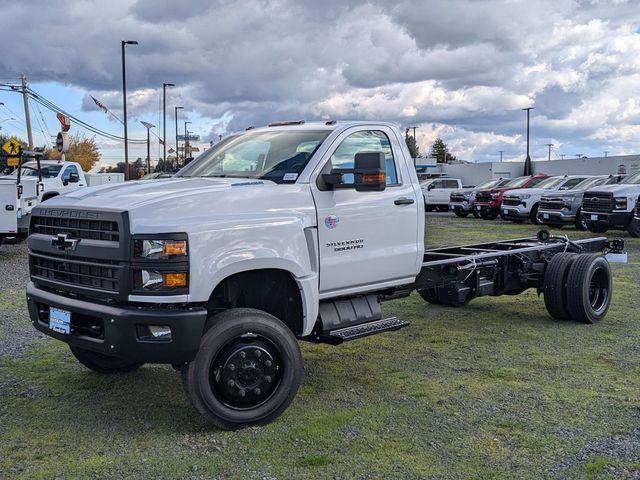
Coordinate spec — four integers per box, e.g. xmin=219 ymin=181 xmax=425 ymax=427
xmin=430 ymin=138 xmax=457 ymax=164
xmin=405 ymin=134 xmax=419 ymax=160
xmin=46 ymin=134 xmax=100 ymax=171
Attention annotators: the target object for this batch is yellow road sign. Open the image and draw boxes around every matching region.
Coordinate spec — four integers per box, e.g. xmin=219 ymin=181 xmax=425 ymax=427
xmin=7 ymin=157 xmax=19 ymax=167
xmin=2 ymin=138 xmax=20 ymax=156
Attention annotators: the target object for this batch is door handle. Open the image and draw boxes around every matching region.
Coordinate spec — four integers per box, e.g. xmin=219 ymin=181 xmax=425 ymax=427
xmin=394 ymin=197 xmax=415 ymax=206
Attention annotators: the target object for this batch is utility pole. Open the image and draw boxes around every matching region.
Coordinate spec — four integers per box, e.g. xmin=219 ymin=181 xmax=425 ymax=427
xmin=499 ymin=150 xmax=504 ymax=162
xmin=604 ymin=151 xmax=608 ymax=158
xmin=546 ymin=143 xmax=553 ymax=161
xmin=21 ymin=74 xmax=34 ymax=149
xmin=121 ymin=40 xmax=138 ymax=181
xmin=175 ymin=106 xmax=183 ymax=167
xmin=162 ymin=83 xmax=174 ymax=167
xmin=560 ymin=154 xmax=565 ymax=160
xmin=184 ymin=121 xmax=192 ymax=163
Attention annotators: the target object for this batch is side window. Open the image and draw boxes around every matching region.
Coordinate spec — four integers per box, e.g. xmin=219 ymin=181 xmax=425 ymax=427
xmin=329 ymin=130 xmax=399 ymax=186
xmin=430 ymin=180 xmax=444 ymax=189
xmin=62 ymin=165 xmax=79 ymax=181
xmin=444 ymin=180 xmax=459 ymax=189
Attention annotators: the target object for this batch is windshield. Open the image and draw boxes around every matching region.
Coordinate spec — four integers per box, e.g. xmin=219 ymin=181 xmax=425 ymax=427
xmin=177 ymin=130 xmax=331 ymax=183
xmin=9 ymin=164 xmax=62 ymax=178
xmin=622 ymin=172 xmax=640 ymax=185
xmin=535 ymin=177 xmax=565 ymax=189
xmin=573 ymin=177 xmax=607 ymax=190
xmin=505 ymin=176 xmax=531 ymax=188
xmin=475 ymin=178 xmax=502 ymax=189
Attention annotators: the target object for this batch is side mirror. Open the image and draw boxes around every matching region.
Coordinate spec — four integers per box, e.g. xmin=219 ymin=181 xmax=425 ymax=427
xmin=427 ymin=184 xmax=435 ymax=191
xmin=69 ymin=172 xmax=80 ymax=183
xmin=353 ymin=151 xmax=386 ymax=192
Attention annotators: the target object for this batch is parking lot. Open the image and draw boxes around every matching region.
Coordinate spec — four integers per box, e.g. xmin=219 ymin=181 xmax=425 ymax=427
xmin=1 ymin=213 xmax=639 ymax=479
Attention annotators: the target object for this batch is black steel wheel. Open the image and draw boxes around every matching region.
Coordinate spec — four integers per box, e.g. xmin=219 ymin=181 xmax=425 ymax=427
xmin=543 ymin=253 xmax=578 ymax=320
xmin=529 ymin=204 xmax=541 ymax=225
xmin=626 ymin=218 xmax=640 ymax=238
xmin=69 ymin=346 xmax=143 ymax=374
xmin=481 ymin=210 xmax=498 ymax=220
xmin=566 ymin=255 xmax=612 ymax=323
xmin=181 ymin=308 xmax=302 ymax=429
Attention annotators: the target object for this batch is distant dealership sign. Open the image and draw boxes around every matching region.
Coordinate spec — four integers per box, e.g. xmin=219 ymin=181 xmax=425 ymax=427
xmin=177 ymin=134 xmax=200 ymax=141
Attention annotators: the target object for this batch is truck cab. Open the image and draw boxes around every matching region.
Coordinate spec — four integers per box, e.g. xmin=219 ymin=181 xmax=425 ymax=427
xmin=420 ymin=177 xmax=462 ymax=211
xmin=6 ymin=160 xmax=87 ymax=202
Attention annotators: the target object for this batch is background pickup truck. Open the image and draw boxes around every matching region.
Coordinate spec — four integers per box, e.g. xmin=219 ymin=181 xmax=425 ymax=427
xmin=25 ymin=121 xmax=625 ymax=429
xmin=449 ymin=178 xmax=511 ymax=218
xmin=581 ymin=171 xmax=640 ymax=237
xmin=420 ymin=177 xmax=462 ymax=211
xmin=474 ymin=174 xmax=549 ymax=220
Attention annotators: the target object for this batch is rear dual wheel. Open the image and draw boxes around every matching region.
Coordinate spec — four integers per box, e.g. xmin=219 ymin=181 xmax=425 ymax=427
xmin=543 ymin=253 xmax=612 ymax=323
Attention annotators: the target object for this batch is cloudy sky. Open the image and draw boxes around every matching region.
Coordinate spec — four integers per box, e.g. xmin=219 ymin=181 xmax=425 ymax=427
xmin=1 ymin=0 xmax=639 ymax=165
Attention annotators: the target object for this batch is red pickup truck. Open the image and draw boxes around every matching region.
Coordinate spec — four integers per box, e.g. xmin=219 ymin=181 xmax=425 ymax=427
xmin=474 ymin=174 xmax=548 ymax=220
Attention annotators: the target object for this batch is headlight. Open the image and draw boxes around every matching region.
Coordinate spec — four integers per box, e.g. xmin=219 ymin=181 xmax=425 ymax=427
xmin=562 ymin=195 xmax=575 ymax=203
xmin=134 ymin=270 xmax=188 ymax=292
xmin=520 ymin=194 xmax=531 ymax=199
xmin=463 ymin=192 xmax=473 ymax=199
xmin=490 ymin=192 xmax=500 ymax=199
xmin=134 ymin=238 xmax=188 ymax=259
xmin=614 ymin=197 xmax=628 ymax=210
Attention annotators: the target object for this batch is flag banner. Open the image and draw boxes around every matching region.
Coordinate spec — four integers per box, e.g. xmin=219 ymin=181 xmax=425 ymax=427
xmin=91 ymin=96 xmax=108 ymax=113
xmin=141 ymin=121 xmax=155 ymax=129
xmin=168 ymin=148 xmax=175 ymax=154
xmin=159 ymin=138 xmax=165 ymax=145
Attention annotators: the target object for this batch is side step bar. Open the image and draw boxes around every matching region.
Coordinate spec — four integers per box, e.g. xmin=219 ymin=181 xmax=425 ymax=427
xmin=325 ymin=317 xmax=410 ymax=345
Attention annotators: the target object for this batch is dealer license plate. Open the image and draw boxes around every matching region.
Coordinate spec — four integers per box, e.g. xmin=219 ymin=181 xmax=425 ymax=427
xmin=503 ymin=209 xmax=508 ymax=215
xmin=49 ymin=307 xmax=71 ymax=335
xmin=476 ymin=206 xmax=481 ymax=211
xmin=591 ymin=214 xmax=598 ymax=221
xmin=543 ymin=213 xmax=549 ymax=219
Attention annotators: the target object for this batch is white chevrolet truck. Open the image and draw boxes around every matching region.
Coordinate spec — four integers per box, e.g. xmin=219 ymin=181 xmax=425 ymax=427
xmin=25 ymin=121 xmax=625 ymax=429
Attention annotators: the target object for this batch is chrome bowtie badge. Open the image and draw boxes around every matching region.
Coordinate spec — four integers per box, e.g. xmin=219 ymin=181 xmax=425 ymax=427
xmin=51 ymin=233 xmax=80 ymax=251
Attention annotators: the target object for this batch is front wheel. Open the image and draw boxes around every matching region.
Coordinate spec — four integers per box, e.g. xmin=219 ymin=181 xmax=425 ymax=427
xmin=575 ymin=210 xmax=588 ymax=231
xmin=481 ymin=210 xmax=498 ymax=220
xmin=454 ymin=211 xmax=469 ymax=218
xmin=69 ymin=346 xmax=144 ymax=373
xmin=626 ymin=217 xmax=640 ymax=238
xmin=181 ymin=308 xmax=302 ymax=430
xmin=472 ymin=210 xmax=480 ymax=219
xmin=529 ymin=204 xmax=540 ymax=225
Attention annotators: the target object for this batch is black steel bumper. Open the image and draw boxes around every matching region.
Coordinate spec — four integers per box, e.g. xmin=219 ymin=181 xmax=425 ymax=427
xmin=26 ymin=282 xmax=208 ymax=364
xmin=583 ymin=211 xmax=633 ymax=229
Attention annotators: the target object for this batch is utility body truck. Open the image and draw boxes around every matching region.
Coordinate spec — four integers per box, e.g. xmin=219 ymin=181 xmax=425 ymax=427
xmin=25 ymin=121 xmax=624 ymax=429
xmin=500 ymin=175 xmax=591 ymax=225
xmin=581 ymin=172 xmax=640 ymax=237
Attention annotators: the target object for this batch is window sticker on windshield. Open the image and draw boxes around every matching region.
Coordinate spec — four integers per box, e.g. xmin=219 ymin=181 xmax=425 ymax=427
xmin=283 ymin=173 xmax=298 ymax=181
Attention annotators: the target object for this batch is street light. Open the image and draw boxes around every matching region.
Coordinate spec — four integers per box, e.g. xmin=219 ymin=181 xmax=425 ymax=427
xmin=498 ymin=150 xmax=504 ymax=162
xmin=184 ymin=121 xmax=192 ymax=162
xmin=140 ymin=121 xmax=155 ymax=175
xmin=162 ymin=83 xmax=175 ymax=165
xmin=522 ymin=107 xmax=534 ymax=175
xmin=121 ymin=40 xmax=138 ymax=181
xmin=175 ymin=106 xmax=183 ymax=168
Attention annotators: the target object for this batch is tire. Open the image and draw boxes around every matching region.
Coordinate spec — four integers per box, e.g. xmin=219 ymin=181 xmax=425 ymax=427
xmin=543 ymin=253 xmax=578 ymax=320
xmin=626 ymin=217 xmax=640 ymax=238
xmin=587 ymin=224 xmax=608 ymax=234
xmin=481 ymin=210 xmax=498 ymax=220
xmin=530 ymin=204 xmax=540 ymax=225
xmin=472 ymin=210 xmax=480 ymax=219
xmin=418 ymin=287 xmax=471 ymax=307
xmin=181 ymin=308 xmax=302 ymax=430
xmin=454 ymin=211 xmax=469 ymax=218
xmin=575 ymin=210 xmax=588 ymax=231
xmin=565 ymin=254 xmax=612 ymax=323
xmin=425 ymin=205 xmax=435 ymax=212
xmin=69 ymin=346 xmax=144 ymax=373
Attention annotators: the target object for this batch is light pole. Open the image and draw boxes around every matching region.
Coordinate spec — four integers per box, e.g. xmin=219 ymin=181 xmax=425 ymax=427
xmin=522 ymin=107 xmax=534 ymax=175
xmin=121 ymin=40 xmax=138 ymax=181
xmin=184 ymin=121 xmax=192 ymax=162
xmin=175 ymin=106 xmax=183 ymax=168
xmin=162 ymin=83 xmax=175 ymax=166
xmin=546 ymin=143 xmax=553 ymax=161
xmin=140 ymin=121 xmax=155 ymax=174
xmin=499 ymin=150 xmax=504 ymax=162
xmin=604 ymin=151 xmax=608 ymax=158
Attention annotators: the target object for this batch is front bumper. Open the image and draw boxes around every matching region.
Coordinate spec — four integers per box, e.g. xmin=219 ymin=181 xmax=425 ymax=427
xmin=537 ymin=208 xmax=577 ymax=224
xmin=449 ymin=201 xmax=473 ymax=213
xmin=582 ymin=211 xmax=633 ymax=229
xmin=474 ymin=203 xmax=499 ymax=215
xmin=500 ymin=206 xmax=530 ymax=219
xmin=27 ymin=282 xmax=208 ymax=363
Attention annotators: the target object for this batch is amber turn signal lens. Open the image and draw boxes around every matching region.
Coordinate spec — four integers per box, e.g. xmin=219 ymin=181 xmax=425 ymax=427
xmin=163 ymin=272 xmax=187 ymax=287
xmin=362 ymin=173 xmax=386 ymax=183
xmin=163 ymin=240 xmax=187 ymax=256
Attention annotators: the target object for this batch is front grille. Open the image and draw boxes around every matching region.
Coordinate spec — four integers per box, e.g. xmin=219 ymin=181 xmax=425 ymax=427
xmin=583 ymin=192 xmax=614 ymax=213
xmin=540 ymin=198 xmax=564 ymax=211
xmin=31 ymin=252 xmax=120 ymax=293
xmin=475 ymin=192 xmax=492 ymax=203
xmin=31 ymin=215 xmax=119 ymax=242
xmin=502 ymin=196 xmax=521 ymax=207
xmin=450 ymin=193 xmax=466 ymax=203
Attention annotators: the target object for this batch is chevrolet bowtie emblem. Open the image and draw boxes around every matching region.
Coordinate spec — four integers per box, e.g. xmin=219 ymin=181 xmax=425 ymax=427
xmin=51 ymin=233 xmax=80 ymax=251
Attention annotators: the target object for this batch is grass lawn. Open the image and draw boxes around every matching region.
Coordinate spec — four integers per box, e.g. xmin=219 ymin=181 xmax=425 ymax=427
xmin=1 ymin=214 xmax=639 ymax=479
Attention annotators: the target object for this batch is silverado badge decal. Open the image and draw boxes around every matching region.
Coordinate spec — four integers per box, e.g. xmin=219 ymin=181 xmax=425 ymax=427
xmin=324 ymin=215 xmax=339 ymax=229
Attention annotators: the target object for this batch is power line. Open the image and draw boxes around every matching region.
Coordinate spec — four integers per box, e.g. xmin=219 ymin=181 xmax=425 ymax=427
xmin=28 ymin=97 xmax=49 ymax=146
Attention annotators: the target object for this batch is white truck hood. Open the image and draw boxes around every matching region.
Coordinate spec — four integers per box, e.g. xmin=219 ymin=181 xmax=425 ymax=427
xmin=505 ymin=187 xmax=549 ymax=197
xmin=42 ymin=177 xmax=318 ymax=233
xmin=582 ymin=184 xmax=640 ymax=196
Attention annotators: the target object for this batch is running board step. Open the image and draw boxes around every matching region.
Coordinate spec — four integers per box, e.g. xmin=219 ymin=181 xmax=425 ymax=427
xmin=325 ymin=317 xmax=409 ymax=345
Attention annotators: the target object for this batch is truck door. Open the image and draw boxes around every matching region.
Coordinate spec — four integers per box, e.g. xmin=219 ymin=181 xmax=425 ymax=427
xmin=61 ymin=165 xmax=84 ymax=192
xmin=0 ymin=180 xmax=18 ymax=235
xmin=311 ymin=127 xmax=421 ymax=294
xmin=441 ymin=179 xmax=461 ymax=203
